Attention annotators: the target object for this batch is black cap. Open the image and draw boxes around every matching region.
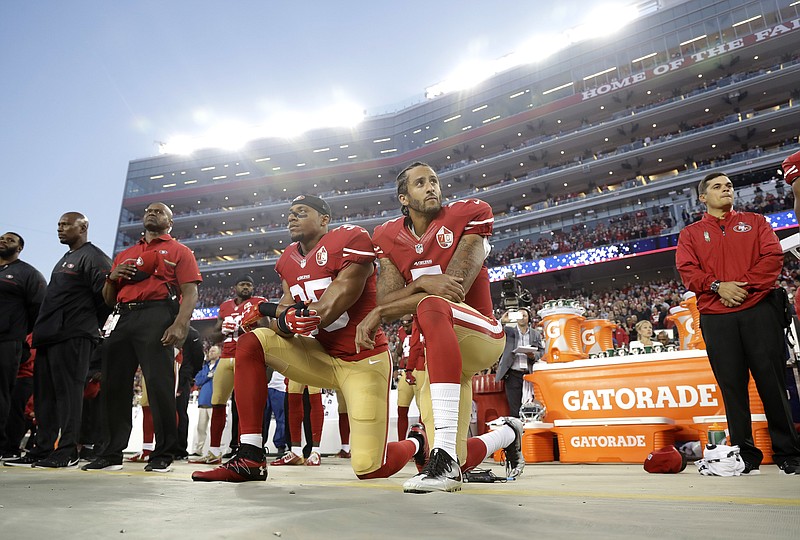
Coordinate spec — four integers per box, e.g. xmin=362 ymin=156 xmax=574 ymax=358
xmin=290 ymin=194 xmax=331 ymax=217
xmin=235 ymin=275 xmax=254 ymax=285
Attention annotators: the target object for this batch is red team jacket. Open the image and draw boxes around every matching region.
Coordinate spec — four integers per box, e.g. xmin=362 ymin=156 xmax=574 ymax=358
xmin=675 ymin=210 xmax=783 ymax=314
xmin=372 ymin=199 xmax=496 ymax=319
xmin=275 ymin=225 xmax=388 ymax=362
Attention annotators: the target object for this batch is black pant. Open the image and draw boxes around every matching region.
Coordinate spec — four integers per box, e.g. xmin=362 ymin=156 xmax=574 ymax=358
xmin=32 ymin=338 xmax=95 ymax=458
xmin=101 ymin=305 xmax=177 ymax=462
xmin=0 ymin=340 xmax=23 ymax=452
xmin=700 ymin=293 xmax=800 ymax=465
xmin=503 ymin=370 xmax=526 ymax=418
xmin=175 ymin=382 xmax=191 ymax=457
xmin=3 ymin=375 xmax=32 ymax=454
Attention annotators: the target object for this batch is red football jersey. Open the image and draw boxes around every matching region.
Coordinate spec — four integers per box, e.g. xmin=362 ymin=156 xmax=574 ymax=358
xmin=372 ymin=198 xmax=495 ymax=318
xmin=219 ymin=296 xmax=267 ymax=357
xmin=275 ymin=225 xmax=388 ymax=362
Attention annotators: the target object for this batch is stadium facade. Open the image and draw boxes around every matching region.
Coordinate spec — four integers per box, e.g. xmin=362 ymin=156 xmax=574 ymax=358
xmin=114 ymin=0 xmax=800 ymax=313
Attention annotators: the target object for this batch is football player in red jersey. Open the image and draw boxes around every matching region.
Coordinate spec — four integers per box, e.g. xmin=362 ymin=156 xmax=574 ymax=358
xmin=395 ymin=316 xmax=426 ymax=440
xmin=356 ymin=162 xmax=525 ymax=493
xmin=192 ymin=195 xmax=428 ymax=482
xmin=190 ymin=276 xmax=266 ymax=465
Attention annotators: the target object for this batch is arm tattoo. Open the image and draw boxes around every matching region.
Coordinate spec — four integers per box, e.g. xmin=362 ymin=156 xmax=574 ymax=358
xmin=446 ymin=235 xmax=485 ymax=291
xmin=377 ymin=258 xmax=407 ymax=303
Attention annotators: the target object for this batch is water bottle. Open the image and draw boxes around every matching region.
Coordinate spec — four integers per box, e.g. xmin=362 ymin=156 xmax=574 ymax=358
xmin=708 ymin=422 xmax=727 ymax=446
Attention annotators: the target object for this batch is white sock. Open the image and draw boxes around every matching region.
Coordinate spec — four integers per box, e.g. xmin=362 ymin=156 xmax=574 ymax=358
xmin=240 ymin=434 xmax=262 ymax=447
xmin=477 ymin=425 xmax=515 ymax=458
xmin=341 ymin=444 xmax=350 ymax=452
xmin=210 ymin=446 xmax=221 ymax=456
xmin=142 ymin=442 xmax=155 ymax=451
xmin=291 ymin=446 xmax=303 ymax=456
xmin=311 ymin=446 xmax=320 ymax=455
xmin=430 ymin=382 xmax=461 ymax=461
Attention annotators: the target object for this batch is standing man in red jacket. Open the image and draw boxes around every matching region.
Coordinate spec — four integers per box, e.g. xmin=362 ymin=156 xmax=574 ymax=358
xmin=676 ymin=171 xmax=800 ymax=475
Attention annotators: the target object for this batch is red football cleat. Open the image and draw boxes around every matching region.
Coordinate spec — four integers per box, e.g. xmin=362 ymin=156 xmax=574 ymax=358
xmin=305 ymin=451 xmax=321 ymax=466
xmin=191 ymin=455 xmax=267 ymax=482
xmin=270 ymin=451 xmax=304 ymax=466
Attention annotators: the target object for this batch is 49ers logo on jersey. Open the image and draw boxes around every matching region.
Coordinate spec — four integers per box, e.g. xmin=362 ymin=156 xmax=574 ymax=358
xmin=732 ymin=222 xmax=752 ymax=233
xmin=316 ymin=246 xmax=328 ymax=266
xmin=436 ymin=226 xmax=454 ymax=249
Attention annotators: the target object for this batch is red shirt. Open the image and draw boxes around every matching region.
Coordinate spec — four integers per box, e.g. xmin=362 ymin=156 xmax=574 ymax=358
xmin=372 ymin=198 xmax=495 ymax=318
xmin=675 ymin=210 xmax=782 ymax=314
xmin=112 ymin=235 xmax=202 ymax=303
xmin=218 ymin=296 xmax=267 ymax=357
xmin=275 ymin=225 xmax=388 ymax=362
xmin=18 ymin=334 xmax=34 ymax=379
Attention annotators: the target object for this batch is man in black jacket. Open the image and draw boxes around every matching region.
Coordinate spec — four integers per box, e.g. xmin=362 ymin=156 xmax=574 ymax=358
xmin=0 ymin=232 xmax=46 ymax=460
xmin=175 ymin=326 xmax=203 ymax=459
xmin=5 ymin=213 xmax=111 ymax=468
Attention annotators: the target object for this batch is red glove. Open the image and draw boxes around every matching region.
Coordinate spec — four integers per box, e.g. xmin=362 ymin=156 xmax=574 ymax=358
xmin=240 ymin=300 xmax=266 ymax=332
xmin=405 ymin=370 xmax=416 ymax=386
xmin=277 ymin=305 xmax=321 ymax=335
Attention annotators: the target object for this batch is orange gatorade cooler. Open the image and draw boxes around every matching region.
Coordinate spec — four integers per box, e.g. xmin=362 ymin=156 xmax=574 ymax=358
xmin=538 ymin=300 xmax=587 ymax=363
xmin=521 ymin=422 xmax=555 ymax=462
xmin=552 ymin=417 xmax=679 ymax=463
xmin=679 ymin=292 xmax=706 ymax=350
xmin=667 ymin=306 xmax=694 ymax=350
xmin=581 ymin=319 xmax=616 ymax=355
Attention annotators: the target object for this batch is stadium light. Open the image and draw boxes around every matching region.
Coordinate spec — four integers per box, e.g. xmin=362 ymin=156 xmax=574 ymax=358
xmin=160 ymin=102 xmax=365 ymax=155
xmin=425 ymin=3 xmax=642 ymax=99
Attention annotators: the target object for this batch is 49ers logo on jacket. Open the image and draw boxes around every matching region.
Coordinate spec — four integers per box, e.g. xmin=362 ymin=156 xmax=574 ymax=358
xmin=316 ymin=246 xmax=328 ymax=266
xmin=732 ymin=222 xmax=752 ymax=233
xmin=436 ymin=226 xmax=454 ymax=249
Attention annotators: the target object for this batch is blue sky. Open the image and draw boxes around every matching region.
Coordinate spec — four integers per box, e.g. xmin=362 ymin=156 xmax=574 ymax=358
xmin=2 ymin=1 xmax=590 ymax=274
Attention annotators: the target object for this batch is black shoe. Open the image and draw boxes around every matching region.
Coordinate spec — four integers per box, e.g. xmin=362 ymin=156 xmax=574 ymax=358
xmin=402 ymin=448 xmax=463 ymax=493
xmin=4 ymin=454 xmax=40 ymax=467
xmin=0 ymin=450 xmax=21 ymax=461
xmin=33 ymin=452 xmax=80 ymax=469
xmin=81 ymin=457 xmax=123 ymax=471
xmin=742 ymin=461 xmax=761 ymax=475
xmin=223 ymin=446 xmax=239 ymax=459
xmin=78 ymin=447 xmax=96 ymax=462
xmin=144 ymin=458 xmax=172 ymax=473
xmin=777 ymin=457 xmax=800 ymax=475
xmin=173 ymin=452 xmax=189 ymax=461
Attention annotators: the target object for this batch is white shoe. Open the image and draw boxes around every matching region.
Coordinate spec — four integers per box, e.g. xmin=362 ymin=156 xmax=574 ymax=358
xmin=403 ymin=448 xmax=462 ymax=493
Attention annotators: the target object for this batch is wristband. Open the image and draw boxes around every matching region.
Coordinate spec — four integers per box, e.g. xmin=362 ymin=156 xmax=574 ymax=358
xmin=258 ymin=302 xmax=279 ymax=318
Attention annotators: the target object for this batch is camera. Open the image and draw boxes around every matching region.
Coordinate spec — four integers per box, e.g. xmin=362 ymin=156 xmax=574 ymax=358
xmin=500 ymin=272 xmax=532 ymax=310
